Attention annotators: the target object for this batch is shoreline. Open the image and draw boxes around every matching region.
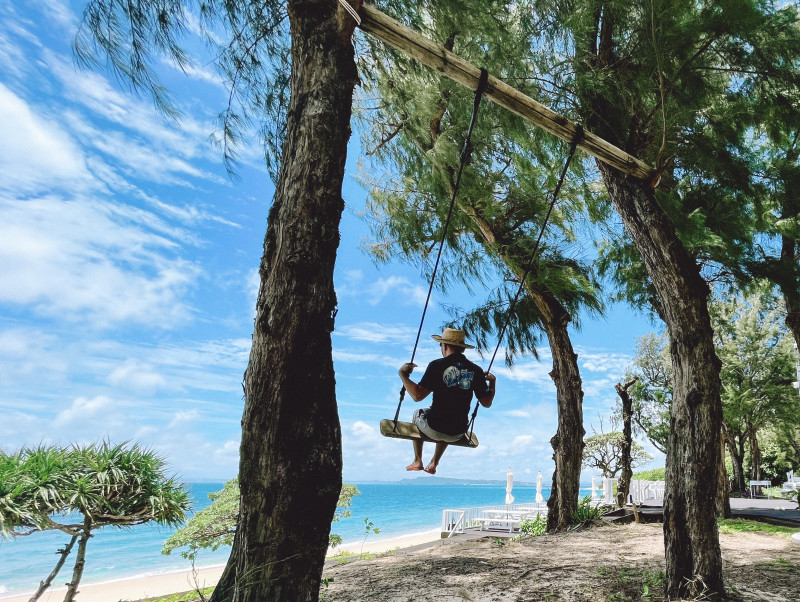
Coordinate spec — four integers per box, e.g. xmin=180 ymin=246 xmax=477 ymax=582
xmin=0 ymin=530 xmax=442 ymax=602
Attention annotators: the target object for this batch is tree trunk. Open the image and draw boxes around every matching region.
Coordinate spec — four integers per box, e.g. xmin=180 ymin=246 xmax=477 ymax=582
xmin=724 ymin=425 xmax=745 ymax=493
xmin=458 ymin=208 xmax=585 ymax=533
xmin=716 ymin=430 xmax=731 ymax=518
xmin=780 ymin=210 xmax=800 ymax=351
xmin=615 ymin=378 xmax=637 ymax=509
xmin=63 ymin=520 xmax=91 ymax=602
xmin=29 ymin=534 xmax=78 ymax=602
xmin=598 ymin=167 xmax=724 ymax=599
xmin=210 ymin=2 xmax=358 ymax=600
xmin=747 ymin=424 xmax=762 ymax=482
xmin=543 ymin=309 xmax=585 ymax=532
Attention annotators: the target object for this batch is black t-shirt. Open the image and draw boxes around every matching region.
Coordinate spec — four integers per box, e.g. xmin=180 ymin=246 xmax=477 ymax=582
xmin=419 ymin=353 xmax=490 ymax=436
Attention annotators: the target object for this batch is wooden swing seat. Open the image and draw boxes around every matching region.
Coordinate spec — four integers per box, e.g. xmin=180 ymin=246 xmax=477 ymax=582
xmin=379 ymin=419 xmax=479 ymax=448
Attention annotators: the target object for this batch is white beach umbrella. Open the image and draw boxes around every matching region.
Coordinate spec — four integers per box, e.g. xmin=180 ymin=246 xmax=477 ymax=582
xmin=591 ymin=475 xmax=598 ymax=499
xmin=505 ymin=468 xmax=515 ymax=505
xmin=535 ymin=471 xmax=544 ymax=503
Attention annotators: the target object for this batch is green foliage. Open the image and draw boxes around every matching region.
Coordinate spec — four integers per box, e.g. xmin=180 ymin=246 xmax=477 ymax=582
xmin=0 ymin=442 xmax=189 ymax=601
xmin=163 ymin=480 xmax=360 ymax=559
xmin=75 ymin=0 xmax=292 ymax=179
xmin=633 ymin=468 xmax=666 ymax=481
xmin=717 ymin=519 xmax=798 ymax=539
xmin=162 ymin=478 xmax=239 ymax=560
xmin=758 ymin=436 xmax=796 ymax=484
xmin=360 ymin=517 xmax=380 ymax=555
xmin=713 ymin=291 xmax=796 ymax=429
xmin=626 ymin=333 xmax=672 ymax=455
xmin=0 ymin=442 xmax=189 ymax=537
xmin=146 ymin=587 xmax=215 ymax=602
xmin=357 ymin=0 xmax=604 ymax=363
xmin=519 ymin=513 xmax=547 ymax=537
xmin=571 ymin=495 xmax=603 ymax=528
xmin=582 ymin=432 xmax=653 ymax=478
xmin=711 ymin=289 xmax=800 ymax=487
xmin=630 ymin=287 xmax=800 ymax=481
xmin=642 ymin=570 xmax=666 ymax=596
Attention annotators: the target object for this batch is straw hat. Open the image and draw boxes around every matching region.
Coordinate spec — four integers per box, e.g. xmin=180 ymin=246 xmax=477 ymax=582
xmin=431 ymin=328 xmax=474 ymax=349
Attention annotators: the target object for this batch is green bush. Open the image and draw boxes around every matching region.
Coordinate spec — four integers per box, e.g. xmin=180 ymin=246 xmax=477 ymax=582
xmin=632 ymin=467 xmax=666 ymax=480
xmin=519 ymin=513 xmax=547 ymax=536
xmin=572 ymin=495 xmax=603 ymax=527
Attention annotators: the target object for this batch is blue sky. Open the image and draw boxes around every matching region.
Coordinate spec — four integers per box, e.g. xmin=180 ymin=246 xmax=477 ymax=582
xmin=0 ymin=0 xmax=662 ymax=485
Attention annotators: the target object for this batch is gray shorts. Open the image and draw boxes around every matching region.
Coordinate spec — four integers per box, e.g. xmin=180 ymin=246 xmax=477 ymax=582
xmin=413 ymin=408 xmax=464 ymax=443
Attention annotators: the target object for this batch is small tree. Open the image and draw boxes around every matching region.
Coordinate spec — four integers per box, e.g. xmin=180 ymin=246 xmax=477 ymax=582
xmin=627 ymin=333 xmax=673 ymax=455
xmin=163 ymin=480 xmax=359 ymax=559
xmin=582 ymin=432 xmax=652 ymax=478
xmin=712 ymin=290 xmax=798 ymax=491
xmin=0 ymin=442 xmax=190 ymax=602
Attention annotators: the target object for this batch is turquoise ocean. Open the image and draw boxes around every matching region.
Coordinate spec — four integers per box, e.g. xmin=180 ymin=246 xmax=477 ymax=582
xmin=0 ymin=481 xmax=593 ymax=596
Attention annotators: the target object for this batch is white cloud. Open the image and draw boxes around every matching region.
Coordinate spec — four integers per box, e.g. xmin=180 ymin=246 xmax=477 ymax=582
xmin=504 ymin=409 xmax=532 ymax=418
xmin=494 ymin=359 xmax=553 ymax=386
xmin=335 ymin=322 xmax=416 ymax=345
xmin=351 ymin=420 xmax=377 ymax=438
xmin=31 ymin=0 xmax=76 ymax=32
xmin=169 ymin=56 xmax=225 ymax=87
xmin=56 ymin=395 xmax=114 ymax=424
xmin=108 ymin=360 xmax=168 ymax=393
xmin=333 ymin=349 xmax=399 ymax=368
xmin=579 ymin=350 xmax=632 ymax=375
xmin=213 ymin=440 xmax=240 ymax=463
xmin=0 ymin=196 xmax=200 ymax=327
xmin=0 ymin=83 xmax=95 ymax=196
xmin=509 ymin=434 xmax=535 ymax=451
xmin=367 ymin=276 xmax=428 ymax=306
xmin=167 ymin=409 xmax=201 ymax=429
xmin=0 ymin=411 xmax=43 ymax=447
xmin=337 ymin=271 xmax=429 ymax=307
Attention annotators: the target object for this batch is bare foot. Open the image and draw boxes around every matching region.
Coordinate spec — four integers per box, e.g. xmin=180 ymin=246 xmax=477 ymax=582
xmin=406 ymin=461 xmax=424 ymax=471
xmin=424 ymin=462 xmax=437 ymax=475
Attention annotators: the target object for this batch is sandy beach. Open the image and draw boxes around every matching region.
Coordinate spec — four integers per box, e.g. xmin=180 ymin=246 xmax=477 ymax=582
xmin=0 ymin=530 xmax=442 ymax=602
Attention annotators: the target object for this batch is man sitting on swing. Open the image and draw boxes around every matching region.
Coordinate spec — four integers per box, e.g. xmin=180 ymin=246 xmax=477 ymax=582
xmin=398 ymin=328 xmax=496 ymax=474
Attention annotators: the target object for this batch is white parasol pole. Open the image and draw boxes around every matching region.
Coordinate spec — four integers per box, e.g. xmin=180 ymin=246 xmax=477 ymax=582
xmin=535 ymin=471 xmax=544 ymax=503
xmin=505 ymin=468 xmax=515 ymax=505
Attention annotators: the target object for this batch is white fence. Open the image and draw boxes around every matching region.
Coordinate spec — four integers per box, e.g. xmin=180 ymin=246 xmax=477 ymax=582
xmin=441 ymin=503 xmax=548 ymax=538
xmin=603 ymin=478 xmax=665 ymax=504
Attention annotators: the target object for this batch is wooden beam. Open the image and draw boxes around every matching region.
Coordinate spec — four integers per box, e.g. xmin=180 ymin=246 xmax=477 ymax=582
xmin=358 ymin=4 xmax=656 ymax=182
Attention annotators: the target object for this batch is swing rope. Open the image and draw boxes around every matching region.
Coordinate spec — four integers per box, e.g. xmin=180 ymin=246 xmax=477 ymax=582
xmin=392 ymin=68 xmax=490 ymax=429
xmin=465 ymin=125 xmax=584 ymax=442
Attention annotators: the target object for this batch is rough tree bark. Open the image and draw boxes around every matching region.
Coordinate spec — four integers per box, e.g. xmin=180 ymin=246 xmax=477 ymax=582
xmin=543 ymin=313 xmax=585 ymax=531
xmin=747 ymin=424 xmax=762 ymax=482
xmin=598 ymin=167 xmax=724 ymax=598
xmin=780 ymin=233 xmax=800 ymax=351
xmin=615 ymin=378 xmax=637 ymax=509
xmin=717 ymin=432 xmax=732 ymax=519
xmin=725 ymin=428 xmax=746 ymax=493
xmin=210 ymin=1 xmax=359 ymax=600
xmin=461 ymin=208 xmax=585 ymax=532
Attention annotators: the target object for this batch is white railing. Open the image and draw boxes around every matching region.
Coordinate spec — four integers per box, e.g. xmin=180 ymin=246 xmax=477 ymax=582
xmin=782 ymin=470 xmax=800 ymax=492
xmin=441 ymin=503 xmax=548 ymax=537
xmin=603 ymin=478 xmax=665 ymax=504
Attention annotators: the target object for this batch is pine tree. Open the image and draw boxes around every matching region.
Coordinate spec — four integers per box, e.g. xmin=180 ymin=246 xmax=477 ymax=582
xmin=712 ymin=289 xmax=799 ymax=492
xmin=538 ymin=0 xmax=800 ymax=595
xmin=358 ymin=0 xmax=602 ymax=530
xmin=75 ymin=1 xmax=359 ymax=599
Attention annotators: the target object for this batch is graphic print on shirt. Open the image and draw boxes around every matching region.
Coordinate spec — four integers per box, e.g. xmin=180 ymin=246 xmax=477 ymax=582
xmin=443 ymin=365 xmax=474 ymax=389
